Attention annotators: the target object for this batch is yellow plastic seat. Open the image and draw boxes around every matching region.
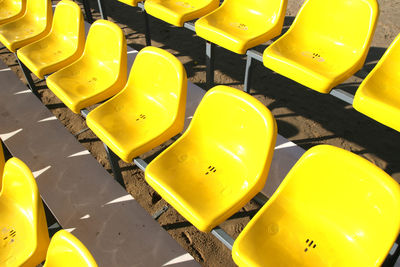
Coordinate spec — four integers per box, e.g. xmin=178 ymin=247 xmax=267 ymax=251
xmin=46 ymin=20 xmax=127 ymax=114
xmin=0 ymin=157 xmax=50 ymax=266
xmin=117 ymin=0 xmax=141 ymax=7
xmin=145 ymin=85 xmax=277 ymax=232
xmin=232 ymin=145 xmax=400 ymax=267
xmin=86 ymin=46 xmax=187 ymax=163
xmin=43 ymin=230 xmax=98 ymax=267
xmin=353 ymin=34 xmax=400 ymax=132
xmin=0 ymin=0 xmax=26 ymax=25
xmin=144 ymin=0 xmax=219 ymax=27
xmin=16 ymin=0 xmax=85 ymax=79
xmin=263 ymin=0 xmax=379 ymax=94
xmin=195 ymin=0 xmax=287 ymax=54
xmin=0 ymin=0 xmax=52 ymax=52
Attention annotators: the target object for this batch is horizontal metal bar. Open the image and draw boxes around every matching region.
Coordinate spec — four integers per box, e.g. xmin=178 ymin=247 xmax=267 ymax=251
xmin=183 ymin=22 xmax=195 ymax=32
xmin=211 ymin=226 xmax=234 ymax=250
xmin=329 ymin=89 xmax=354 ymax=105
xmin=390 ymin=243 xmax=398 ymax=255
xmin=133 ymin=157 xmax=148 ymax=171
xmin=137 ymin=2 xmax=144 ymax=9
xmin=253 ymin=192 xmax=268 ymax=206
xmin=74 ymin=127 xmax=90 ymax=137
xmin=246 ymin=49 xmax=263 ymax=62
xmin=80 ymin=108 xmax=90 ymax=118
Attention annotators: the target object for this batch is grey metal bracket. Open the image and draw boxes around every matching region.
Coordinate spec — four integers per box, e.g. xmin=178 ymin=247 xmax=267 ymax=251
xmin=133 ymin=157 xmax=148 ymax=171
xmin=80 ymin=108 xmax=90 ymax=118
xmin=183 ymin=21 xmax=195 ymax=31
xmin=152 ymin=205 xmax=169 ymax=220
xmin=329 ymin=89 xmax=354 ymax=105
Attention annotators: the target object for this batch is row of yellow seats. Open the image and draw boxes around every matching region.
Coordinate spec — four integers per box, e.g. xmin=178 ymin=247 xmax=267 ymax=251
xmin=118 ymin=0 xmax=377 ymax=92
xmin=118 ymin=0 xmax=400 ymax=134
xmin=84 ymin=64 xmax=400 ymax=267
xmin=0 ymin=145 xmax=97 ymax=266
xmin=0 ymin=0 xmax=398 ymax=137
xmin=39 ymin=40 xmax=400 ymax=267
xmin=1 ymin=1 xmax=400 ymax=266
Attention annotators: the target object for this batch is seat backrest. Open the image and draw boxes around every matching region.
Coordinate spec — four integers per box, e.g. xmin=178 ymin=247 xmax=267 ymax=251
xmin=290 ymin=0 xmax=378 ymax=56
xmin=83 ymin=20 xmax=127 ymax=81
xmin=0 ymin=0 xmax=27 ymax=24
xmin=268 ymin=145 xmax=400 ymax=266
xmin=123 ymin=46 xmax=187 ymax=127
xmin=50 ymin=0 xmax=85 ymax=50
xmin=43 ymin=230 xmax=98 ymax=267
xmin=184 ymin=85 xmax=277 ymax=189
xmin=370 ymin=33 xmax=400 ymax=76
xmin=0 ymin=157 xmax=49 ymax=266
xmin=25 ymin=0 xmax=52 ymax=26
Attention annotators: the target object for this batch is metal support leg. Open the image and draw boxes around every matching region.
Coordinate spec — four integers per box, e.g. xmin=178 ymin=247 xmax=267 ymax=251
xmin=205 ymin=41 xmax=215 ymax=89
xmin=152 ymin=205 xmax=169 ymax=220
xmin=143 ymin=9 xmax=152 ymax=46
xmin=97 ymin=0 xmax=107 ymax=20
xmin=103 ymin=143 xmax=124 ymax=186
xmin=82 ymin=0 xmax=94 ymax=23
xmin=243 ymin=55 xmax=254 ymax=93
xmin=15 ymin=53 xmax=37 ymax=94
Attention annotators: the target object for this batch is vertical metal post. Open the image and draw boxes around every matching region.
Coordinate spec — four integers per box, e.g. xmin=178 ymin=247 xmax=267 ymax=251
xmin=206 ymin=41 xmax=215 ymax=89
xmin=103 ymin=143 xmax=124 ymax=186
xmin=244 ymin=55 xmax=253 ymax=93
xmin=82 ymin=0 xmax=94 ymax=23
xmin=143 ymin=9 xmax=152 ymax=46
xmin=15 ymin=53 xmax=37 ymax=94
xmin=97 ymin=0 xmax=107 ymax=20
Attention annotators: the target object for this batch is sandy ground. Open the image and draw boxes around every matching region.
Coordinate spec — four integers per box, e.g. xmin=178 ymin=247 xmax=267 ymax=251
xmin=1 ymin=0 xmax=400 ymax=266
